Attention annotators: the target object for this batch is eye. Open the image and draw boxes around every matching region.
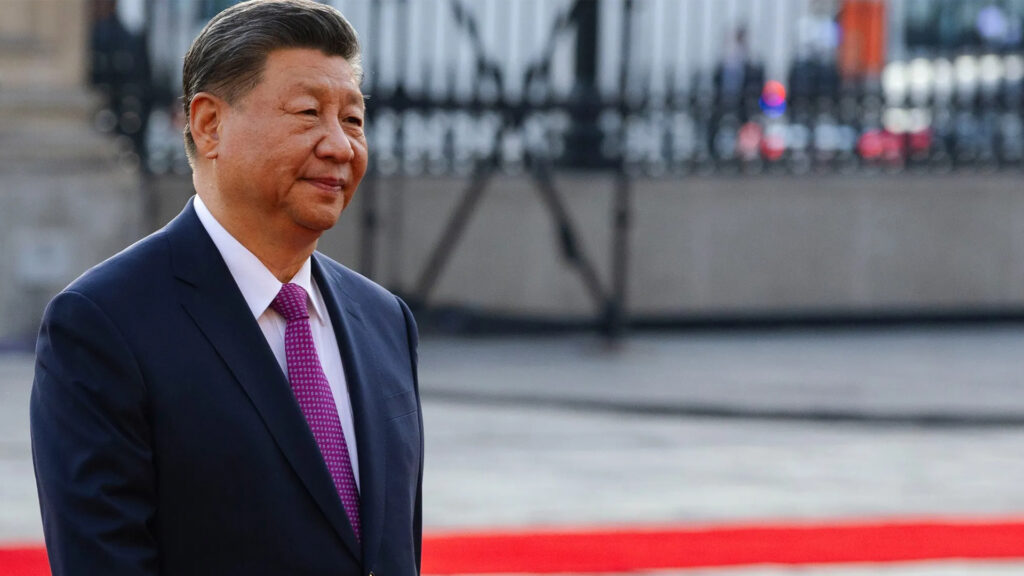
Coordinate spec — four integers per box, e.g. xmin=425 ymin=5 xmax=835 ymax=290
xmin=344 ymin=116 xmax=364 ymax=127
xmin=300 ymin=109 xmax=319 ymax=116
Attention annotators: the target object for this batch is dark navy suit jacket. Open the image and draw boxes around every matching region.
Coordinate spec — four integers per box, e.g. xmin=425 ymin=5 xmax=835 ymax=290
xmin=31 ymin=200 xmax=423 ymax=576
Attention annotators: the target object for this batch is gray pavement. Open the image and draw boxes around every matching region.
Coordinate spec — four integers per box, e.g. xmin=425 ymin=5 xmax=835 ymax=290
xmin=0 ymin=354 xmax=35 ymax=542
xmin=419 ymin=326 xmax=1024 ymax=419
xmin=4 ymin=326 xmax=1024 ymax=574
xmin=416 ymin=327 xmax=1024 ymax=527
xmin=423 ymin=402 xmax=1024 ymax=528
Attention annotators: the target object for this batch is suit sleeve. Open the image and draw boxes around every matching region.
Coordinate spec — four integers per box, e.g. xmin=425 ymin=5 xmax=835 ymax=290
xmin=31 ymin=290 xmax=158 ymax=576
xmin=396 ymin=296 xmax=423 ymax=575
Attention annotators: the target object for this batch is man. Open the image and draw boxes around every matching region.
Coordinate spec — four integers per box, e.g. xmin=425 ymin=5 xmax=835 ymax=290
xmin=30 ymin=1 xmax=423 ymax=575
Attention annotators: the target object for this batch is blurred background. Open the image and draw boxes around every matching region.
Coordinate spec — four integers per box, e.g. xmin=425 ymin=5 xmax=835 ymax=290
xmin=3 ymin=0 xmax=1024 ymax=574
xmin=4 ymin=0 xmax=1024 ymax=340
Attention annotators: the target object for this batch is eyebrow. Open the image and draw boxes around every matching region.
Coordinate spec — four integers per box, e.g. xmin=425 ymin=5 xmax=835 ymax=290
xmin=290 ymin=82 xmax=365 ymax=108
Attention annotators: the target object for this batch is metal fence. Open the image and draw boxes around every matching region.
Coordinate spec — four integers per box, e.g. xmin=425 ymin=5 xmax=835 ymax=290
xmin=88 ymin=0 xmax=1024 ymax=333
xmin=91 ymin=0 xmax=1024 ymax=177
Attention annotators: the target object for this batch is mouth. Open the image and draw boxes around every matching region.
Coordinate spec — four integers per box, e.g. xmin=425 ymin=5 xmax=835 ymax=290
xmin=303 ymin=177 xmax=346 ymax=192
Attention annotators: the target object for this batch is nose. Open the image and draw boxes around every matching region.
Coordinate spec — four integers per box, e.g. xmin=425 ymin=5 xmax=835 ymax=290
xmin=315 ymin=118 xmax=356 ymax=163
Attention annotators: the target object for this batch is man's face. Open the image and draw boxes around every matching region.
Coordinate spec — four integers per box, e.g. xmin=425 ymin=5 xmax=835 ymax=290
xmin=214 ymin=47 xmax=367 ymax=237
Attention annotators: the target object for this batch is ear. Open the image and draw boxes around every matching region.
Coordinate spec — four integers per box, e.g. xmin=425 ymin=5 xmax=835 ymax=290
xmin=189 ymin=92 xmax=225 ymax=159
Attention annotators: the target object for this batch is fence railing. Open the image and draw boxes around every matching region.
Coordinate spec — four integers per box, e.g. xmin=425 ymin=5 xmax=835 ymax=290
xmin=86 ymin=0 xmax=1024 ymax=334
xmin=89 ymin=0 xmax=1024 ymax=177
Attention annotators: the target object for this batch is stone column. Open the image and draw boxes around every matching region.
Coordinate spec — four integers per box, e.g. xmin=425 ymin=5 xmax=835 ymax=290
xmin=0 ymin=0 xmax=141 ymax=344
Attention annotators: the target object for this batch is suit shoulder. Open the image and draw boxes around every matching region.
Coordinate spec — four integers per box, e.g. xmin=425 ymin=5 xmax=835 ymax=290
xmin=62 ymin=227 xmax=171 ymax=304
xmin=314 ymin=252 xmax=401 ymax=312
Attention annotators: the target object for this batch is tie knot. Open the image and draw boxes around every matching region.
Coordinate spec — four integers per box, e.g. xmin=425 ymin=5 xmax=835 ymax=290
xmin=271 ymin=283 xmax=310 ymax=322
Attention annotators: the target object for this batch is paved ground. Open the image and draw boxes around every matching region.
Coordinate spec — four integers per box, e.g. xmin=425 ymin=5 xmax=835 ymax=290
xmin=420 ymin=326 xmax=1024 ymax=418
xmin=418 ymin=327 xmax=1024 ymax=528
xmin=0 ymin=355 xmax=36 ymax=542
xmin=4 ymin=326 xmax=1024 ymax=574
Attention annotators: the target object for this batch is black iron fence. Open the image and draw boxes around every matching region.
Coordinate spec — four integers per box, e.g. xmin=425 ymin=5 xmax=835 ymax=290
xmin=86 ymin=0 xmax=1024 ymax=333
xmin=89 ymin=0 xmax=1024 ymax=177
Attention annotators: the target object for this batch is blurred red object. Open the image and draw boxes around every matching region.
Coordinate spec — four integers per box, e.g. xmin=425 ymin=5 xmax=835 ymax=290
xmin=908 ymin=128 xmax=933 ymax=157
xmin=880 ymin=130 xmax=905 ymax=163
xmin=839 ymin=0 xmax=887 ymax=79
xmin=761 ymin=125 xmax=787 ymax=161
xmin=858 ymin=129 xmax=884 ymax=160
xmin=737 ymin=122 xmax=763 ymax=160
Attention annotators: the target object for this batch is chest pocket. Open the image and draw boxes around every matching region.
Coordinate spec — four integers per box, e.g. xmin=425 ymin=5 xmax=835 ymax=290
xmin=383 ymin=389 xmax=418 ymax=421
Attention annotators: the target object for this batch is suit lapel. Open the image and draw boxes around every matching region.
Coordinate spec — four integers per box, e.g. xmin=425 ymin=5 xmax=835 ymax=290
xmin=313 ymin=255 xmax=388 ymax=573
xmin=166 ymin=200 xmax=362 ymax=561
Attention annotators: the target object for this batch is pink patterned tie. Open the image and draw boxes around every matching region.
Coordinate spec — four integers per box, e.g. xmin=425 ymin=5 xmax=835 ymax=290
xmin=272 ymin=283 xmax=361 ymax=541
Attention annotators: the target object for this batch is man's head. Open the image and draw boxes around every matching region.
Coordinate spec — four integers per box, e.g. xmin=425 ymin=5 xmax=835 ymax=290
xmin=183 ymin=0 xmax=368 ymax=243
xmin=182 ymin=0 xmax=362 ymax=163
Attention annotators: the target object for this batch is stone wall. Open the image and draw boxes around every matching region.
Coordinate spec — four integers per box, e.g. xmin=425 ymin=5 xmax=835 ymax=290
xmin=151 ymin=173 xmax=1024 ymax=322
xmin=0 ymin=0 xmax=88 ymax=89
xmin=0 ymin=0 xmax=142 ymax=343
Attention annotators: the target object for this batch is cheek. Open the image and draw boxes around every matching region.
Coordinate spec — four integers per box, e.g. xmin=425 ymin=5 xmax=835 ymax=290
xmin=222 ymin=127 xmax=267 ymax=169
xmin=353 ymin=140 xmax=369 ymax=176
xmin=237 ymin=119 xmax=312 ymax=162
xmin=253 ymin=138 xmax=315 ymax=178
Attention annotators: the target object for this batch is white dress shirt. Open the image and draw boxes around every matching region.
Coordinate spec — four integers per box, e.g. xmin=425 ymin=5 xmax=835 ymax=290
xmin=193 ymin=195 xmax=360 ymax=490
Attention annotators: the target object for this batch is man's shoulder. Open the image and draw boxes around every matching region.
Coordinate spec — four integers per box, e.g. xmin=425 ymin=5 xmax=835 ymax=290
xmin=313 ymin=251 xmax=402 ymax=312
xmin=64 ymin=200 xmax=204 ymax=306
xmin=314 ymin=252 xmax=418 ymax=360
xmin=62 ymin=226 xmax=172 ymax=306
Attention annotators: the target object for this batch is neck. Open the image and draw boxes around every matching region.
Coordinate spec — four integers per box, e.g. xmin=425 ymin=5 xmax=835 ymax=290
xmin=249 ymin=238 xmax=317 ymax=284
xmin=196 ymin=189 xmax=319 ymax=284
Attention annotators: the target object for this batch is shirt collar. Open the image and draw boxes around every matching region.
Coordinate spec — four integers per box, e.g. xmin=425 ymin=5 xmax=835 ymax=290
xmin=193 ymin=195 xmax=326 ymax=325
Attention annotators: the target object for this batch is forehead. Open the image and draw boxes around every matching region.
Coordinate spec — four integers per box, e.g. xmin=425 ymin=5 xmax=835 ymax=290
xmin=259 ymin=47 xmax=363 ymax=104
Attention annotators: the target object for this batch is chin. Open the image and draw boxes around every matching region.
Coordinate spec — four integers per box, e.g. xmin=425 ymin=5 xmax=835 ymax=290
xmin=293 ymin=208 xmax=343 ymax=233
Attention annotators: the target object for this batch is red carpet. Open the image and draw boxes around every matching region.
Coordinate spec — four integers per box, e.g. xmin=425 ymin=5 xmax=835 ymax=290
xmin=0 ymin=546 xmax=49 ymax=576
xmin=4 ymin=517 xmax=1024 ymax=575
xmin=423 ymin=518 xmax=1024 ymax=573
